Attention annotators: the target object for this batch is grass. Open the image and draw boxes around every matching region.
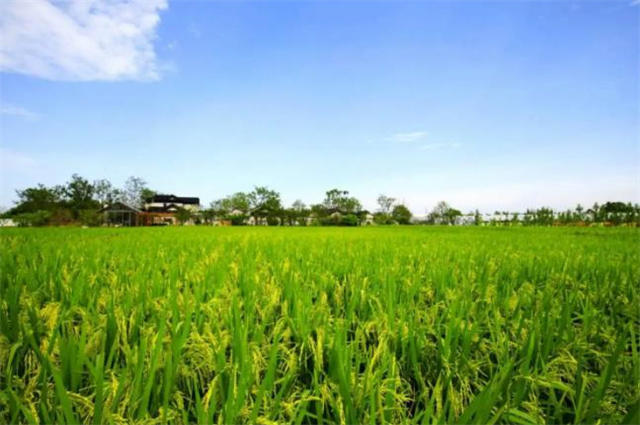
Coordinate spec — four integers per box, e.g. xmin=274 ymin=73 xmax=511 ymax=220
xmin=0 ymin=226 xmax=638 ymax=424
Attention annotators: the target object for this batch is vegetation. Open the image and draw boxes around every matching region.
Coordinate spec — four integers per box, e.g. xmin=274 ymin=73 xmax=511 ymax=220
xmin=0 ymin=226 xmax=638 ymax=424
xmin=2 ymin=175 xmax=154 ymax=227
xmin=2 ymin=173 xmax=639 ymax=227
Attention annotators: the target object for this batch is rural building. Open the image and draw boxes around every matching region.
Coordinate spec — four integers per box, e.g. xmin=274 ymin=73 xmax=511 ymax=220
xmin=361 ymin=213 xmax=375 ymax=225
xmin=99 ymin=202 xmax=141 ymax=226
xmin=144 ymin=194 xmax=200 ymax=213
xmin=101 ymin=194 xmax=200 ymax=226
xmin=140 ymin=194 xmax=200 ymax=226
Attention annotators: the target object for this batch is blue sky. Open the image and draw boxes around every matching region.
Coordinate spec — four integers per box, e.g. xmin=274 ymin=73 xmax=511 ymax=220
xmin=1 ymin=0 xmax=638 ymax=214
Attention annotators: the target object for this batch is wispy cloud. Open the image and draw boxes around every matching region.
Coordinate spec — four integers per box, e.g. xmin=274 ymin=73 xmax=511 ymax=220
xmin=0 ymin=0 xmax=168 ymax=81
xmin=0 ymin=103 xmax=39 ymax=120
xmin=386 ymin=131 xmax=428 ymax=143
xmin=0 ymin=148 xmax=38 ymax=171
xmin=418 ymin=142 xmax=461 ymax=151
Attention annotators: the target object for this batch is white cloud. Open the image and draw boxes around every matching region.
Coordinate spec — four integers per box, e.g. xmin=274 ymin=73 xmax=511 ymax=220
xmin=387 ymin=131 xmax=428 ymax=143
xmin=0 ymin=103 xmax=39 ymax=120
xmin=0 ymin=0 xmax=168 ymax=81
xmin=418 ymin=142 xmax=461 ymax=151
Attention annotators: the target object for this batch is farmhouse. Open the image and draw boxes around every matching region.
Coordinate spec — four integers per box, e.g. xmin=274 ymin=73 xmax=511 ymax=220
xmin=99 ymin=202 xmax=141 ymax=226
xmin=101 ymin=194 xmax=200 ymax=226
xmin=139 ymin=194 xmax=200 ymax=225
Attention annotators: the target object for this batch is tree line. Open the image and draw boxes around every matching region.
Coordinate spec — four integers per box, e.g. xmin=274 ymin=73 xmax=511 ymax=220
xmin=1 ymin=174 xmax=638 ymax=227
xmin=423 ymin=201 xmax=640 ymax=226
xmin=1 ymin=175 xmax=153 ymax=226
xmin=200 ymin=189 xmax=413 ymax=227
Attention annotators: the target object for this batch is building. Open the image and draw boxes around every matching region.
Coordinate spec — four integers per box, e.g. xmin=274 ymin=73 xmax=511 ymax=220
xmin=139 ymin=194 xmax=200 ymax=225
xmin=101 ymin=194 xmax=200 ymax=226
xmin=0 ymin=218 xmax=17 ymax=227
xmin=144 ymin=194 xmax=200 ymax=213
xmin=99 ymin=202 xmax=141 ymax=226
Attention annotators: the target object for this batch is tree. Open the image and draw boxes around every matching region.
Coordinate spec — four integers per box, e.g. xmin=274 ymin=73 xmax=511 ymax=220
xmin=210 ymin=192 xmax=251 ymax=223
xmin=373 ymin=212 xmax=390 ymax=225
xmin=288 ymin=200 xmax=309 ymax=226
xmin=93 ymin=179 xmax=122 ymax=205
xmin=123 ymin=176 xmax=152 ymax=209
xmin=64 ymin=174 xmax=100 ymax=215
xmin=322 ymin=189 xmax=361 ymax=213
xmin=444 ymin=208 xmax=462 ymax=225
xmin=473 ymin=209 xmax=483 ymax=226
xmin=13 ymin=210 xmax=52 ymax=227
xmin=228 ymin=192 xmax=250 ymax=214
xmin=323 ymin=189 xmax=349 ymax=210
xmin=377 ymin=195 xmax=396 ymax=214
xmin=248 ymin=186 xmax=282 ymax=225
xmin=341 ymin=197 xmax=362 ymax=214
xmin=175 ymin=207 xmax=192 ymax=225
xmin=10 ymin=183 xmax=64 ymax=215
xmin=201 ymin=208 xmax=217 ymax=225
xmin=392 ymin=204 xmax=412 ymax=224
xmin=291 ymin=200 xmax=306 ymax=212
xmin=588 ymin=203 xmax=601 ymax=223
xmin=78 ymin=209 xmax=103 ymax=226
xmin=574 ymin=204 xmax=584 ymax=222
xmin=427 ymin=201 xmax=451 ymax=224
xmin=427 ymin=201 xmax=462 ymax=225
xmin=534 ymin=207 xmax=554 ymax=225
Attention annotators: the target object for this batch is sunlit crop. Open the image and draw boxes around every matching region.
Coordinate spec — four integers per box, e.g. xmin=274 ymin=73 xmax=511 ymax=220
xmin=1 ymin=226 xmax=638 ymax=424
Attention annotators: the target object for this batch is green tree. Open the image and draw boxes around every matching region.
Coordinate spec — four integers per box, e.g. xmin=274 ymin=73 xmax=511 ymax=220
xmin=93 ymin=179 xmax=122 ymax=205
xmin=392 ymin=204 xmax=412 ymax=224
xmin=473 ymin=209 xmax=483 ymax=226
xmin=377 ymin=194 xmax=396 ymax=214
xmin=13 ymin=210 xmax=52 ymax=227
xmin=10 ymin=184 xmax=63 ymax=215
xmin=323 ymin=189 xmax=361 ymax=213
xmin=64 ymin=174 xmax=100 ymax=215
xmin=123 ymin=176 xmax=152 ymax=209
xmin=175 ymin=207 xmax=192 ymax=225
xmin=249 ymin=186 xmax=282 ymax=225
xmin=444 ymin=208 xmax=462 ymax=225
xmin=78 ymin=209 xmax=104 ymax=226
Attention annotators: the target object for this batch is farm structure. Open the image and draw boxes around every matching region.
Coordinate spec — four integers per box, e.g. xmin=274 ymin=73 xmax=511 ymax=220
xmin=99 ymin=202 xmax=141 ymax=226
xmin=101 ymin=195 xmax=200 ymax=226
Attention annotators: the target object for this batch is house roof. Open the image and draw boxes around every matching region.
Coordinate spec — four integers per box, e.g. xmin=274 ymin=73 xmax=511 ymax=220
xmin=99 ymin=202 xmax=141 ymax=213
xmin=147 ymin=194 xmax=200 ymax=205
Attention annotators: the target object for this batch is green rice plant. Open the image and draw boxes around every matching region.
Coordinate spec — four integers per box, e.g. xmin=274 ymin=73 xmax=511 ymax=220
xmin=0 ymin=226 xmax=638 ymax=424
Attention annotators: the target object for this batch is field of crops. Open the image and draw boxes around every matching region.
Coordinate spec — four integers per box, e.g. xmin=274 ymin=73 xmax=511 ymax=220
xmin=0 ymin=226 xmax=638 ymax=424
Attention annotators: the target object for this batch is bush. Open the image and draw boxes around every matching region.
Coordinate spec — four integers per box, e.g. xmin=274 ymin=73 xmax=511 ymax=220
xmin=78 ymin=209 xmax=104 ymax=227
xmin=13 ymin=210 xmax=52 ymax=227
xmin=229 ymin=214 xmax=247 ymax=226
xmin=49 ymin=208 xmax=74 ymax=226
xmin=340 ymin=214 xmax=359 ymax=226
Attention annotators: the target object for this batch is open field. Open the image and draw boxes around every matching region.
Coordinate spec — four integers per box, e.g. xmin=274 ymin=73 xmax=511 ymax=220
xmin=1 ymin=226 xmax=638 ymax=424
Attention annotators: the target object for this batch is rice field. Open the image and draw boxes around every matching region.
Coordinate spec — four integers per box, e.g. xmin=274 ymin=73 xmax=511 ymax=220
xmin=1 ymin=226 xmax=638 ymax=424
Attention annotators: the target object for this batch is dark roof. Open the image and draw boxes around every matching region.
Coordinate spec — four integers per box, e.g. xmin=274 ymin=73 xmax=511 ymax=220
xmin=145 ymin=203 xmax=189 ymax=213
xmin=147 ymin=194 xmax=199 ymax=205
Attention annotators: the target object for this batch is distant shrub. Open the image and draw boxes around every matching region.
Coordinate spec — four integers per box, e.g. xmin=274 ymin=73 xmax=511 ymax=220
xmin=13 ymin=210 xmax=52 ymax=227
xmin=340 ymin=214 xmax=359 ymax=226
xmin=78 ymin=209 xmax=104 ymax=227
xmin=49 ymin=208 xmax=74 ymax=226
xmin=229 ymin=214 xmax=247 ymax=226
